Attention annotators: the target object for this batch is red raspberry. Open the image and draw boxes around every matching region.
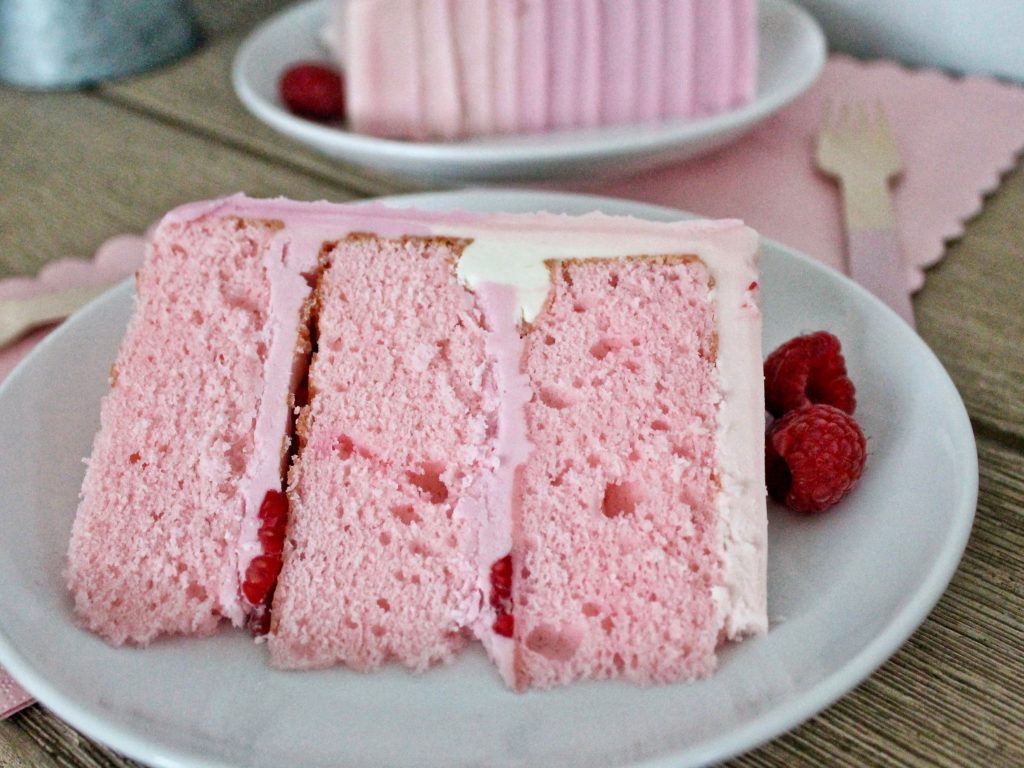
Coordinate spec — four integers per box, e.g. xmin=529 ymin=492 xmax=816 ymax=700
xmin=279 ymin=63 xmax=345 ymax=121
xmin=489 ymin=555 xmax=513 ymax=609
xmin=248 ymin=605 xmax=272 ymax=637
xmin=241 ymin=490 xmax=289 ymax=606
xmin=764 ymin=332 xmax=856 ymax=417
xmin=766 ymin=404 xmax=867 ymax=513
xmin=492 ymin=613 xmax=515 ymax=638
xmin=241 ymin=554 xmax=282 ymax=605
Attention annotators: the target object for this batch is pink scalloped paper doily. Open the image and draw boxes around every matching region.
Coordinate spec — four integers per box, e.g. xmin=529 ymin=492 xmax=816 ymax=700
xmin=0 ymin=235 xmax=146 ymax=383
xmin=0 ymin=235 xmax=145 ymax=718
xmin=563 ymin=55 xmax=1024 ymax=292
xmin=0 ymin=672 xmax=31 ymax=719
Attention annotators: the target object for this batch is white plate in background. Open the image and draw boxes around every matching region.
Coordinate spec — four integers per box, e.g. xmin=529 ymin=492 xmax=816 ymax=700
xmin=0 ymin=191 xmax=976 ymax=768
xmin=232 ymin=0 xmax=826 ymax=187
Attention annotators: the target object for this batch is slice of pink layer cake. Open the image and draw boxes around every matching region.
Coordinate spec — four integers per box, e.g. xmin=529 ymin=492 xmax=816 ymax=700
xmin=67 ymin=213 xmax=316 ymax=643
xmin=68 ymin=196 xmax=766 ymax=689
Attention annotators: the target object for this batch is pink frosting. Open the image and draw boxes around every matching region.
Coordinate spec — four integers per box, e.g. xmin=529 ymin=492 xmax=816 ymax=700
xmin=468 ymin=282 xmax=534 ymax=684
xmin=339 ymin=0 xmax=759 ymax=140
xmin=547 ymin=0 xmax=579 ymax=129
xmin=638 ymin=0 xmax=666 ymax=122
xmin=344 ymin=0 xmax=423 ymax=139
xmin=664 ymin=0 xmax=697 ymax=117
xmin=600 ymin=2 xmax=640 ymax=124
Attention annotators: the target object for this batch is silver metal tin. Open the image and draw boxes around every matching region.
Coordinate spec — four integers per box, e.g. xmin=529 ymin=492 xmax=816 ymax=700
xmin=0 ymin=0 xmax=201 ymax=90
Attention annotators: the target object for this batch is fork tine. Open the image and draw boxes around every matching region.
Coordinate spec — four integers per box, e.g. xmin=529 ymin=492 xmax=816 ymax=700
xmin=836 ymin=101 xmax=852 ymax=133
xmin=875 ymin=99 xmax=894 ymax=139
xmin=820 ymin=97 xmax=834 ymax=133
xmin=855 ymin=101 xmax=871 ymax=133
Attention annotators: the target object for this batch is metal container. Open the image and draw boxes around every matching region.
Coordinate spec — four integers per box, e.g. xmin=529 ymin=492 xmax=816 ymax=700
xmin=0 ymin=0 xmax=201 ymax=90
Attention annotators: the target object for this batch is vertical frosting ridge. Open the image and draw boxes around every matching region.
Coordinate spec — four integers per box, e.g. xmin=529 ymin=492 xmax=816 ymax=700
xmin=338 ymin=0 xmax=760 ymax=137
xmin=733 ymin=0 xmax=759 ymax=105
xmin=452 ymin=0 xmax=494 ymax=135
xmin=578 ymin=0 xmax=602 ymax=127
xmin=548 ymin=0 xmax=578 ymax=129
xmin=664 ymin=0 xmax=697 ymax=118
xmin=518 ymin=0 xmax=550 ymax=133
xmin=638 ymin=0 xmax=666 ymax=122
xmin=599 ymin=0 xmax=639 ymax=124
xmin=695 ymin=0 xmax=733 ymax=115
xmin=491 ymin=1 xmax=520 ymax=134
xmin=420 ymin=0 xmax=462 ymax=139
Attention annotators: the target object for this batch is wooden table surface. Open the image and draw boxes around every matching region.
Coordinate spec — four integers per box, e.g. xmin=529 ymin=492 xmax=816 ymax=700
xmin=1 ymin=3 xmax=1021 ymax=767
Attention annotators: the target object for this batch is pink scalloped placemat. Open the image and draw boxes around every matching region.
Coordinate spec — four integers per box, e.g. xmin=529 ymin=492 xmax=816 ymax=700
xmin=557 ymin=54 xmax=1024 ymax=292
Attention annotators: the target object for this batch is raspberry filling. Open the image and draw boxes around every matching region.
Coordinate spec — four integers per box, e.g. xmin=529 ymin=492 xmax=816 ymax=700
xmin=242 ymin=490 xmax=288 ymax=633
xmin=490 ymin=554 xmax=514 ymax=637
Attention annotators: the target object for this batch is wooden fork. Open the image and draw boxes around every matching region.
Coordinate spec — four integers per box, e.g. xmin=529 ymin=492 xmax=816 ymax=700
xmin=0 ymin=283 xmax=115 ymax=349
xmin=816 ymin=100 xmax=915 ymax=327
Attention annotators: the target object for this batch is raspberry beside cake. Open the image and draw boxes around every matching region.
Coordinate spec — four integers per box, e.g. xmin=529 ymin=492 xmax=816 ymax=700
xmin=68 ymin=196 xmax=766 ymax=689
xmin=334 ymin=0 xmax=759 ymax=140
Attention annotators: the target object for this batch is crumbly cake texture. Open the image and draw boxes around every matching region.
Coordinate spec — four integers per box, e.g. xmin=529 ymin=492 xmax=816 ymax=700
xmin=67 ymin=217 xmax=286 ymax=644
xmin=269 ymin=236 xmax=488 ymax=670
xmin=338 ymin=0 xmax=758 ymax=140
xmin=67 ymin=196 xmax=766 ymax=689
xmin=511 ymin=258 xmax=723 ymax=688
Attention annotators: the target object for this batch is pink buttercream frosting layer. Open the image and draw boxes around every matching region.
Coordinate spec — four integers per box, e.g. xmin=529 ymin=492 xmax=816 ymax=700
xmin=463 ymin=282 xmax=533 ymax=684
xmin=337 ymin=0 xmax=759 ymax=140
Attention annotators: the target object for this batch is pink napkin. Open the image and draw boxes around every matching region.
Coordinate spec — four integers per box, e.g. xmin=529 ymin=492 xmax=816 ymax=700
xmin=0 ymin=235 xmax=146 ymax=382
xmin=0 ymin=673 xmax=31 ymax=719
xmin=0 ymin=234 xmax=146 ymax=719
xmin=559 ymin=55 xmax=1024 ymax=293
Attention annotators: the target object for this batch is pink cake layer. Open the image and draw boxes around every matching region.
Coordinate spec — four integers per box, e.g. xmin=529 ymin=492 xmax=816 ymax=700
xmin=67 ymin=216 xmax=310 ymax=644
xmin=510 ymin=258 xmax=724 ymax=688
xmin=338 ymin=0 xmax=759 ymax=140
xmin=269 ymin=235 xmax=489 ymax=670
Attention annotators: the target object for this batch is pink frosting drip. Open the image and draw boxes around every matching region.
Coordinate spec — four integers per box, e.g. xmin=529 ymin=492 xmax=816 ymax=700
xmin=462 ymin=282 xmax=534 ymax=684
xmin=227 ymin=239 xmax=319 ymax=620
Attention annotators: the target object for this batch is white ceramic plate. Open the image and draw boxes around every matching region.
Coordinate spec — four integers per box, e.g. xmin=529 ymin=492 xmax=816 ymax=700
xmin=0 ymin=191 xmax=976 ymax=768
xmin=232 ymin=0 xmax=826 ymax=186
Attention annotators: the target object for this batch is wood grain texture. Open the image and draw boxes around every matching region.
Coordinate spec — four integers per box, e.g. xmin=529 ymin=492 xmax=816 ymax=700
xmin=0 ymin=87 xmax=356 ymax=279
xmin=1 ymin=707 xmax=141 ymax=768
xmin=96 ymin=0 xmax=416 ymax=196
xmin=915 ymin=163 xmax=1024 ymax=444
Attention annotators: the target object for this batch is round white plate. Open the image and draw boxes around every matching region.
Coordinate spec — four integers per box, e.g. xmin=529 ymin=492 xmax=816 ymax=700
xmin=0 ymin=191 xmax=976 ymax=768
xmin=232 ymin=0 xmax=826 ymax=186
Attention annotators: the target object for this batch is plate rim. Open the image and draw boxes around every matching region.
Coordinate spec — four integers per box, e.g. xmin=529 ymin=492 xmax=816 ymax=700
xmin=0 ymin=189 xmax=978 ymax=768
xmin=230 ymin=0 xmax=827 ymax=166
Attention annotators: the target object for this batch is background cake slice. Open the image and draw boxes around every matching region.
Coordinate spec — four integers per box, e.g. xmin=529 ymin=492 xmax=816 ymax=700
xmin=336 ymin=0 xmax=759 ymax=140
